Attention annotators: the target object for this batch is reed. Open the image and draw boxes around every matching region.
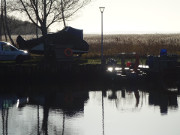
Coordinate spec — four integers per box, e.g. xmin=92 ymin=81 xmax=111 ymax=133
xmin=83 ymin=34 xmax=180 ymax=59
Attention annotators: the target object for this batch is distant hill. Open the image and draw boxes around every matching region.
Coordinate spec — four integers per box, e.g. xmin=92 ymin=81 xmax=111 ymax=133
xmin=1 ymin=16 xmax=41 ymax=35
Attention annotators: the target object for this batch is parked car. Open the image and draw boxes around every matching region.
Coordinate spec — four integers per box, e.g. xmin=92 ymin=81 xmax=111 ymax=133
xmin=0 ymin=41 xmax=30 ymax=63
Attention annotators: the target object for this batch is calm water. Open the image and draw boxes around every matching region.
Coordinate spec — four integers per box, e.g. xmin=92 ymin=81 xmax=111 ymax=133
xmin=0 ymin=80 xmax=180 ymax=135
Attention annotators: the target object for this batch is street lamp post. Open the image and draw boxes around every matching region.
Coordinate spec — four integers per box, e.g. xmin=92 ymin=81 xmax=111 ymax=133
xmin=99 ymin=7 xmax=105 ymax=65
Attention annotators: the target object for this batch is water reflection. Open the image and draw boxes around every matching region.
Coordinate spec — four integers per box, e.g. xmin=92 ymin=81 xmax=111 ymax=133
xmin=149 ymin=91 xmax=178 ymax=114
xmin=0 ymin=79 xmax=179 ymax=135
xmin=105 ymin=89 xmax=178 ymax=114
xmin=28 ymin=91 xmax=89 ymax=135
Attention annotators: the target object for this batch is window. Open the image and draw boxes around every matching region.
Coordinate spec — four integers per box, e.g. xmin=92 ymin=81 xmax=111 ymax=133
xmin=2 ymin=44 xmax=18 ymax=51
xmin=2 ymin=44 xmax=11 ymax=51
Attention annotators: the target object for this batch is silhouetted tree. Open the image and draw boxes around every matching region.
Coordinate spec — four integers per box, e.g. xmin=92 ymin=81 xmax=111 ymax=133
xmin=0 ymin=0 xmax=14 ymax=43
xmin=0 ymin=0 xmax=7 ymax=41
xmin=3 ymin=0 xmax=15 ymax=45
xmin=61 ymin=0 xmax=66 ymax=27
xmin=0 ymin=0 xmax=2 ymax=40
xmin=10 ymin=0 xmax=91 ymax=36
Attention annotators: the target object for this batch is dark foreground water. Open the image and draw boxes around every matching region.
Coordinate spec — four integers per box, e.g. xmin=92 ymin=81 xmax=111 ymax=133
xmin=0 ymin=79 xmax=180 ymax=135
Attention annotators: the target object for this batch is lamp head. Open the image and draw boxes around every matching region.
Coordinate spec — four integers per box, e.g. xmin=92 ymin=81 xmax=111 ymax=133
xmin=99 ymin=7 xmax=105 ymax=13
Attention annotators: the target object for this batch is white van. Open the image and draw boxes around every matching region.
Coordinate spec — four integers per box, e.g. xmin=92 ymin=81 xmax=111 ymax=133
xmin=0 ymin=41 xmax=30 ymax=63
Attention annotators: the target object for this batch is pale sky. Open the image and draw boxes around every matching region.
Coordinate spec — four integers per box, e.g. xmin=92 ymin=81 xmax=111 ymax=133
xmin=51 ymin=0 xmax=180 ymax=34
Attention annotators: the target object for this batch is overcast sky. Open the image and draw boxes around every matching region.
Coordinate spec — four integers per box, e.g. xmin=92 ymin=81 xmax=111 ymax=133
xmin=51 ymin=0 xmax=180 ymax=34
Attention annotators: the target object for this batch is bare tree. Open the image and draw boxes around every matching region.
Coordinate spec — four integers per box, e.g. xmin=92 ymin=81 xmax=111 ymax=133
xmin=0 ymin=0 xmax=2 ymax=41
xmin=3 ymin=0 xmax=15 ymax=45
xmin=0 ymin=0 xmax=6 ymax=41
xmin=35 ymin=0 xmax=38 ymax=38
xmin=1 ymin=8 xmax=8 ymax=42
xmin=1 ymin=0 xmax=13 ymax=43
xmin=10 ymin=0 xmax=91 ymax=36
xmin=61 ymin=0 xmax=66 ymax=27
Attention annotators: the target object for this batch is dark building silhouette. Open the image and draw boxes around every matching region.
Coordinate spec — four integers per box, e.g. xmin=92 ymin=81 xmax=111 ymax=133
xmin=16 ymin=26 xmax=89 ymax=55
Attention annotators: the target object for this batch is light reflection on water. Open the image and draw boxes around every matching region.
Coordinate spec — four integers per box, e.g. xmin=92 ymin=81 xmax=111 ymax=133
xmin=0 ymin=85 xmax=180 ymax=135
